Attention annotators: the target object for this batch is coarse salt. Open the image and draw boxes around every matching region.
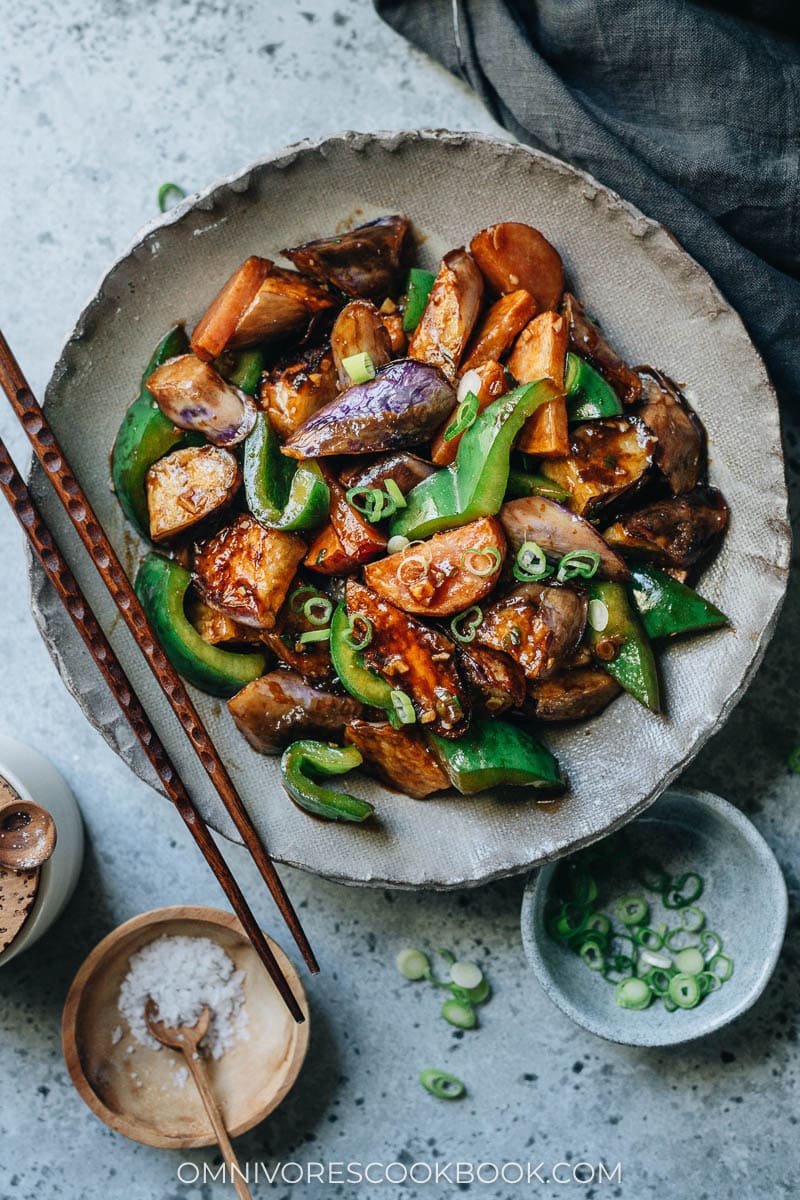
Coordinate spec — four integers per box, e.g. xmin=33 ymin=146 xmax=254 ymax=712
xmin=118 ymin=935 xmax=249 ymax=1059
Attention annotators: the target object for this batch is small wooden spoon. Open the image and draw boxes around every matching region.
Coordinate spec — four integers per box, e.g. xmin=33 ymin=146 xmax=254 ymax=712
xmin=145 ymin=999 xmax=252 ymax=1200
xmin=0 ymin=791 xmax=57 ymax=871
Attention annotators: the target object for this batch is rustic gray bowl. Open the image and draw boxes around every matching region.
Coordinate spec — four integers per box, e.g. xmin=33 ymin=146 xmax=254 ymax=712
xmin=520 ymin=787 xmax=788 ymax=1045
xmin=27 ymin=131 xmax=790 ymax=889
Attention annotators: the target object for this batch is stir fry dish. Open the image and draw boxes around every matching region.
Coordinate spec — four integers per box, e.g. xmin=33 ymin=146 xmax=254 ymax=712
xmin=112 ymin=215 xmax=730 ymax=824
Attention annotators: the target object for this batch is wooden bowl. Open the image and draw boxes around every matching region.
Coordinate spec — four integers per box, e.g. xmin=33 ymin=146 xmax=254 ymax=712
xmin=62 ymin=906 xmax=309 ymax=1148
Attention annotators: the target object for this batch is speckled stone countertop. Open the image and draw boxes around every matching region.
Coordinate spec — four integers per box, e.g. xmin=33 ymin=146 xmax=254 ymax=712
xmin=0 ymin=2 xmax=798 ymax=1198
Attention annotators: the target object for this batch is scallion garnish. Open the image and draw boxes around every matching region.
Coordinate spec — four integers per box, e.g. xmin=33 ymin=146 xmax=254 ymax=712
xmin=449 ymin=961 xmax=483 ymax=991
xmin=513 ymin=540 xmax=553 ymax=582
xmin=387 ymin=534 xmax=411 ymax=555
xmin=390 ymin=688 xmax=416 ymax=725
xmin=396 ymin=947 xmax=431 ymax=981
xmin=709 ymin=953 xmax=734 ymax=981
xmin=303 ymin=595 xmax=333 ymax=627
xmin=615 ymin=977 xmax=652 ymax=1010
xmin=288 ymin=584 xmax=319 ymax=612
xmin=346 ymin=484 xmax=398 ymax=523
xmin=297 ymin=628 xmax=331 ymax=645
xmin=587 ymin=598 xmax=609 ymax=632
xmin=384 ymin=478 xmax=407 ymax=509
xmin=460 ymin=546 xmax=501 ymax=578
xmin=450 ymin=606 xmax=483 ymax=644
xmin=443 ymin=391 xmax=480 ymax=441
xmin=663 ymin=871 xmax=704 ymax=908
xmin=556 ymin=550 xmax=601 ymax=583
xmin=341 ymin=351 xmax=377 ymax=384
xmin=343 ymin=613 xmax=373 ymax=651
xmin=158 ymin=182 xmax=187 ymax=212
xmin=441 ymin=997 xmax=477 ymax=1029
xmin=668 ymin=972 xmax=701 ymax=1009
xmin=419 ymin=1069 xmax=466 ymax=1100
xmin=615 ymin=895 xmax=649 ymax=926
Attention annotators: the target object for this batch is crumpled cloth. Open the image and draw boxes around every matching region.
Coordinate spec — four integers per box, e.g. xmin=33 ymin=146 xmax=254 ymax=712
xmin=375 ymin=0 xmax=800 ymax=401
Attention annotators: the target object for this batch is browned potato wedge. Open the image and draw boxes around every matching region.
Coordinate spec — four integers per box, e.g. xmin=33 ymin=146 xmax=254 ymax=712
xmin=563 ymin=293 xmax=641 ymax=405
xmin=339 ymin=452 xmax=436 ymax=496
xmin=475 ymin=582 xmax=588 ymax=681
xmin=408 ymin=248 xmax=484 ymax=380
xmin=508 ymin=311 xmax=569 ymax=457
xmin=146 ymin=355 xmax=257 ymax=447
xmin=331 ymin=300 xmax=393 ymax=387
xmin=323 ymin=467 xmax=387 ymax=564
xmin=304 ymin=523 xmax=361 ymax=576
xmin=499 ymin=496 xmax=630 ymax=581
xmin=603 ymin=487 xmax=729 ymax=568
xmin=456 ymin=644 xmax=526 ymax=715
xmin=344 ymin=720 xmax=449 ymax=798
xmin=363 ymin=517 xmax=506 ymax=617
xmin=145 ymin=445 xmax=241 ymax=542
xmin=430 ymin=359 xmax=507 ymax=466
xmin=460 ymin=289 xmax=537 ymax=374
xmin=186 ymin=596 xmax=264 ymax=646
xmin=636 ymin=368 xmax=703 ymax=495
xmin=470 ymin=222 xmax=563 ymax=311
xmin=260 ymin=345 xmax=338 ymax=440
xmin=348 ymin=580 xmax=470 ymax=737
xmin=380 ymin=310 xmax=407 ymax=356
xmin=528 ymin=667 xmax=621 ymax=721
xmin=228 ymin=670 xmax=362 ymax=755
xmin=283 ymin=215 xmax=409 ymax=301
xmin=194 ymin=514 xmax=305 ymax=628
xmin=541 ymin=417 xmax=657 ymax=519
xmin=262 ymin=587 xmax=334 ymax=682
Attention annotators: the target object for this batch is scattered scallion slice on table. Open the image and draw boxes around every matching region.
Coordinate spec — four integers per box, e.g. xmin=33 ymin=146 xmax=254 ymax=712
xmin=157 ymin=182 xmax=187 ymax=211
xmin=419 ymin=1069 xmax=465 ymax=1100
xmin=396 ymin=947 xmax=431 ymax=981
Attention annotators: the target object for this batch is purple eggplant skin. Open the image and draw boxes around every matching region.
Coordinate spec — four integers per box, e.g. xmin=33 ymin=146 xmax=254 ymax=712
xmin=281 ymin=359 xmax=457 ymax=459
xmin=283 ymin=215 xmax=410 ymax=302
xmin=146 ymin=354 xmax=257 ymax=447
xmin=339 ymin=452 xmax=437 ymax=496
xmin=500 ymin=496 xmax=630 ymax=582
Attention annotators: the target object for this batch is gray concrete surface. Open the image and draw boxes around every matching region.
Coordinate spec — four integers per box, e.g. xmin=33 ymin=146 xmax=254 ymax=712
xmin=0 ymin=2 xmax=798 ymax=1198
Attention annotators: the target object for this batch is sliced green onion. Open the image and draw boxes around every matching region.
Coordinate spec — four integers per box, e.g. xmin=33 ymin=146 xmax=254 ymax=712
xmin=346 ymin=485 xmax=396 ymax=523
xmin=642 ymin=967 xmax=674 ymax=997
xmin=449 ymin=961 xmax=483 ymax=990
xmin=663 ymin=871 xmax=704 ymax=908
xmin=556 ymin=550 xmax=601 ymax=583
xmin=461 ymin=976 xmax=491 ymax=1005
xmin=555 ymin=902 xmax=591 ymax=941
xmin=460 ymin=546 xmax=501 ymax=578
xmin=580 ymin=942 xmax=606 ymax=971
xmin=586 ymin=912 xmax=610 ymax=936
xmin=639 ymin=948 xmax=672 ymax=971
xmin=662 ymin=994 xmax=678 ymax=1012
xmin=450 ymin=606 xmax=483 ymax=644
xmin=788 ymin=745 xmax=800 ymax=773
xmin=681 ymin=905 xmax=706 ymax=933
xmin=297 ymin=628 xmax=331 ymax=645
xmin=709 ymin=953 xmax=734 ymax=982
xmin=303 ymin=596 xmax=333 ymax=626
xmin=387 ymin=534 xmax=410 ymax=555
xmin=384 ymin=478 xmax=407 ymax=509
xmin=441 ymin=997 xmax=476 ymax=1029
xmin=570 ymin=868 xmax=598 ymax=907
xmin=615 ymin=895 xmax=649 ymax=926
xmin=158 ymin=182 xmax=187 ymax=212
xmin=700 ymin=930 xmax=723 ymax=961
xmin=668 ymin=972 xmax=702 ymax=1009
xmin=513 ymin=540 xmax=553 ymax=582
xmin=419 ymin=1068 xmax=465 ymax=1100
xmin=633 ymin=857 xmax=670 ymax=893
xmin=443 ymin=392 xmax=480 ymax=441
xmin=396 ymin=947 xmax=431 ymax=980
xmin=437 ymin=948 xmax=456 ymax=965
xmin=341 ymin=352 xmax=376 ymax=384
xmin=665 ymin=927 xmax=701 ymax=953
xmin=673 ymin=947 xmax=705 ymax=976
xmin=615 ymin=977 xmax=652 ymax=1010
xmin=289 ymin=585 xmax=319 ymax=612
xmin=587 ymin=598 xmax=609 ymax=632
xmin=390 ymin=688 xmax=416 ymax=725
xmin=697 ymin=971 xmax=721 ymax=995
xmin=634 ymin=926 xmax=665 ymax=951
xmin=343 ymin=613 xmax=373 ymax=650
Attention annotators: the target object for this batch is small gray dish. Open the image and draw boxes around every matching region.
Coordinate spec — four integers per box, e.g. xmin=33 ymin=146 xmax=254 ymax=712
xmin=521 ymin=787 xmax=787 ymax=1046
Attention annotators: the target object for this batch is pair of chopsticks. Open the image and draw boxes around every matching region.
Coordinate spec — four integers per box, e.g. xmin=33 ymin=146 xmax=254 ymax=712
xmin=0 ymin=330 xmax=317 ymax=1023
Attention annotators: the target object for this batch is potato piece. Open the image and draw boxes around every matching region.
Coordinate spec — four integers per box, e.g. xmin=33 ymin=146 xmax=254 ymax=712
xmin=186 ymin=596 xmax=263 ymax=646
xmin=527 ymin=666 xmax=621 ymax=720
xmin=460 ymin=289 xmax=537 ymax=374
xmin=194 ymin=514 xmax=305 ymax=628
xmin=363 ymin=517 xmax=506 ymax=617
xmin=380 ymin=310 xmax=407 ymax=356
xmin=408 ymin=248 xmax=484 ymax=379
xmin=228 ymin=670 xmax=362 ymax=755
xmin=507 ymin=312 xmax=569 ymax=457
xmin=430 ymin=359 xmax=507 ymax=466
xmin=563 ymin=293 xmax=641 ymax=405
xmin=304 ymin=523 xmax=361 ymax=575
xmin=602 ymin=487 xmax=728 ymax=569
xmin=475 ymin=582 xmax=588 ymax=681
xmin=261 ymin=345 xmax=338 ymax=440
xmin=517 ymin=396 xmax=569 ymax=458
xmin=324 ymin=467 xmax=387 ymax=564
xmin=456 ymin=644 xmax=526 ymax=715
xmin=470 ymin=222 xmax=564 ymax=311
xmin=331 ymin=300 xmax=393 ymax=387
xmin=348 ymin=580 xmax=470 ymax=737
xmin=541 ymin=417 xmax=656 ymax=519
xmin=262 ymin=590 xmax=334 ymax=682
xmin=636 ymin=368 xmax=703 ymax=495
xmin=283 ymin=215 xmax=409 ymax=301
xmin=145 ymin=445 xmax=241 ymax=542
xmin=344 ymin=720 xmax=449 ymax=798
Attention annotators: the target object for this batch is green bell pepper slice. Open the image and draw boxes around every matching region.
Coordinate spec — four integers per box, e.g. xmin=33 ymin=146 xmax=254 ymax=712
xmin=586 ymin=581 xmax=660 ymax=711
xmin=402 ymin=268 xmax=436 ymax=333
xmin=228 ymin=348 xmax=264 ymax=395
xmin=565 ymin=353 xmax=623 ymax=422
xmin=280 ymin=740 xmax=374 ymax=822
xmin=390 ymin=379 xmax=560 ymax=541
xmin=111 ymin=325 xmax=203 ymax=538
xmin=628 ymin=564 xmax=729 ymax=640
xmin=506 ymin=468 xmax=571 ymax=503
xmin=243 ymin=411 xmax=329 ymax=531
xmin=329 ymin=603 xmax=400 ymax=722
xmin=134 ymin=553 xmax=265 ymax=697
xmin=427 ymin=719 xmax=564 ymax=795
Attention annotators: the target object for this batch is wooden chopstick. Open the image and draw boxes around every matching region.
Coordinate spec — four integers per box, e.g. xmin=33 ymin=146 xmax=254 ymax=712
xmin=0 ymin=436 xmax=305 ymax=1021
xmin=0 ymin=329 xmax=318 ymax=977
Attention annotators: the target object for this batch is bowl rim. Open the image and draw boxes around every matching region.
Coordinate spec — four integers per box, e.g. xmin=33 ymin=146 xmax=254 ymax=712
xmin=520 ymin=786 xmax=789 ymax=1046
xmin=61 ymin=905 xmax=310 ymax=1148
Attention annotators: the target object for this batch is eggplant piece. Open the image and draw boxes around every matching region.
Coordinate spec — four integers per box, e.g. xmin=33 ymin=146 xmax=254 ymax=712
xmin=145 ymin=445 xmax=241 ymax=542
xmin=475 ymin=582 xmax=588 ymax=681
xmin=457 ymin=644 xmax=526 ymax=715
xmin=260 ymin=344 xmax=338 ymax=440
xmin=540 ymin=417 xmax=657 ymax=519
xmin=344 ymin=720 xmax=449 ymax=798
xmin=470 ymin=222 xmax=563 ymax=311
xmin=191 ymin=257 xmax=338 ymax=360
xmin=363 ymin=516 xmax=506 ymax=617
xmin=430 ymin=359 xmax=507 ymax=467
xmin=228 ymin=670 xmax=362 ymax=755
xmin=460 ymin=289 xmax=537 ymax=374
xmin=339 ymin=451 xmax=436 ymax=495
xmin=499 ymin=496 xmax=630 ymax=582
xmin=347 ymin=580 xmax=469 ymax=738
xmin=194 ymin=514 xmax=305 ymax=629
xmin=146 ymin=355 xmax=257 ymax=447
xmin=331 ymin=300 xmax=393 ymax=387
xmin=527 ymin=666 xmax=621 ymax=721
xmin=262 ymin=590 xmax=334 ymax=682
xmin=407 ymin=249 xmax=484 ymax=379
xmin=562 ymin=293 xmax=641 ymax=405
xmin=321 ymin=465 xmax=387 ymax=565
xmin=636 ymin=368 xmax=703 ymax=495
xmin=602 ymin=487 xmax=729 ymax=569
xmin=186 ymin=596 xmax=265 ymax=647
xmin=283 ymin=215 xmax=409 ymax=301
xmin=281 ymin=359 xmax=456 ymax=459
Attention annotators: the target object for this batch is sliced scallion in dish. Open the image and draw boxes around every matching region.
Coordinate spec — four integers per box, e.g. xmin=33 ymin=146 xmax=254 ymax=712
xmin=341 ymin=352 xmax=377 ymax=384
xmin=513 ymin=540 xmax=553 ymax=582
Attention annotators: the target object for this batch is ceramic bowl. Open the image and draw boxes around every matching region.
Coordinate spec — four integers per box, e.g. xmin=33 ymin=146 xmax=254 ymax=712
xmin=62 ymin=906 xmax=309 ymax=1148
xmin=27 ymin=131 xmax=790 ymax=888
xmin=521 ymin=787 xmax=788 ymax=1046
